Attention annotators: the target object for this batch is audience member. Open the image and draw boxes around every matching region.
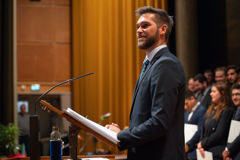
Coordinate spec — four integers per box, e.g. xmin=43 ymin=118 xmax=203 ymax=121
xmin=215 ymin=66 xmax=226 ymax=83
xmin=194 ymin=74 xmax=212 ymax=108
xmin=184 ymin=90 xmax=207 ymax=160
xmin=237 ymin=66 xmax=240 ymax=83
xmin=18 ymin=104 xmax=30 ymax=156
xmin=197 ymin=82 xmax=233 ymax=159
xmin=226 ymin=65 xmax=238 ymax=86
xmin=204 ymin=69 xmax=214 ymax=86
xmin=188 ymin=77 xmax=196 ymax=93
xmin=222 ymin=83 xmax=240 ymax=160
xmin=194 ymin=74 xmax=207 ymax=101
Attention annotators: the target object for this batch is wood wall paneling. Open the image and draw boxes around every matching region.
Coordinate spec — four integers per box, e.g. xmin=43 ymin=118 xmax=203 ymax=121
xmin=17 ymin=0 xmax=70 ymax=6
xmin=17 ymin=0 xmax=71 ymax=84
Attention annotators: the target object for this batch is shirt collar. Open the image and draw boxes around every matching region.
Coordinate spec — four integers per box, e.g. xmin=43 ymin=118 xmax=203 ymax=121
xmin=145 ymin=45 xmax=167 ymax=62
xmin=203 ymin=85 xmax=211 ymax=96
xmin=191 ymin=102 xmax=200 ymax=113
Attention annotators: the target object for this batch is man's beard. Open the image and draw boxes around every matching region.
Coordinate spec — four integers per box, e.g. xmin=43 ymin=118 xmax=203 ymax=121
xmin=138 ymin=30 xmax=159 ymax=50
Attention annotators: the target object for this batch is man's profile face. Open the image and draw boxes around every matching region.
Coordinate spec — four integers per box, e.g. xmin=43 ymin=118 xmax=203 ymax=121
xmin=227 ymin=69 xmax=238 ymax=84
xmin=188 ymin=78 xmax=195 ymax=92
xmin=232 ymin=89 xmax=240 ymax=107
xmin=136 ymin=13 xmax=159 ymax=50
xmin=204 ymin=71 xmax=213 ymax=84
xmin=184 ymin=97 xmax=195 ymax=111
xmin=194 ymin=80 xmax=204 ymax=93
xmin=215 ymin=70 xmax=225 ymax=82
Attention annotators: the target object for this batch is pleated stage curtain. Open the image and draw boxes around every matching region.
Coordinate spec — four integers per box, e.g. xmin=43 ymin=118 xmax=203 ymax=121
xmin=72 ymin=0 xmax=167 ymax=132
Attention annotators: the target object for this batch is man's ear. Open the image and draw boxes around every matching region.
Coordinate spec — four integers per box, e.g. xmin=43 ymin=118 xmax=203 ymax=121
xmin=159 ymin=24 xmax=168 ymax=34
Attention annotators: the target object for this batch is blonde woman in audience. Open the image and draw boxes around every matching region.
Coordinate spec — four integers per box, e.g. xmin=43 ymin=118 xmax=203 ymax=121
xmin=197 ymin=82 xmax=233 ymax=160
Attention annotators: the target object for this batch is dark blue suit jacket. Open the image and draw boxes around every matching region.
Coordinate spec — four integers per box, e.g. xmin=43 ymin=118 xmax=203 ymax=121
xmin=185 ymin=103 xmax=207 ymax=149
xmin=227 ymin=108 xmax=240 ymax=157
xmin=117 ymin=47 xmax=186 ymax=160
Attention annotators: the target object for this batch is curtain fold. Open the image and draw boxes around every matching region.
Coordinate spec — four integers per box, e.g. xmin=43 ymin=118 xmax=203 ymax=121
xmin=72 ymin=0 xmax=167 ymax=137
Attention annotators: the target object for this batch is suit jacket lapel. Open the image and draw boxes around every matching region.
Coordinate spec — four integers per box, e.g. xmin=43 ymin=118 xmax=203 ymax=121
xmin=129 ymin=64 xmax=152 ymax=119
xmin=134 ymin=63 xmax=152 ymax=95
xmin=185 ymin=111 xmax=190 ymax=122
xmin=129 ymin=48 xmax=168 ymax=119
xmin=131 ymin=78 xmax=140 ymax=107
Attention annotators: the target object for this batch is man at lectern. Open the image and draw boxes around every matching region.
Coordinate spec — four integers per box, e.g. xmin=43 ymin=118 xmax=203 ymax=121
xmin=106 ymin=6 xmax=186 ymax=160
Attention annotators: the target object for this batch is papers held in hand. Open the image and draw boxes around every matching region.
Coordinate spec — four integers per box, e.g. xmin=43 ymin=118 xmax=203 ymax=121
xmin=196 ymin=149 xmax=213 ymax=160
xmin=184 ymin=124 xmax=198 ymax=143
xmin=227 ymin=120 xmax=240 ymax=143
xmin=64 ymin=108 xmax=119 ymax=145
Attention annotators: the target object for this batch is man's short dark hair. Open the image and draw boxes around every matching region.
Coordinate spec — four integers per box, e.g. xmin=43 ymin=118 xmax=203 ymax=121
xmin=215 ymin=66 xmax=226 ymax=74
xmin=226 ymin=65 xmax=238 ymax=74
xmin=193 ymin=73 xmax=207 ymax=83
xmin=185 ymin=90 xmax=196 ymax=99
xmin=204 ymin=69 xmax=213 ymax=74
xmin=136 ymin=6 xmax=173 ymax=41
xmin=232 ymin=83 xmax=240 ymax=90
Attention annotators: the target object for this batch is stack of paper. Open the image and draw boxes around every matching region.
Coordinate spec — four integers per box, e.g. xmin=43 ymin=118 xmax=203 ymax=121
xmin=80 ymin=158 xmax=109 ymax=160
xmin=64 ymin=108 xmax=119 ymax=144
xmin=227 ymin=120 xmax=240 ymax=143
xmin=184 ymin=124 xmax=198 ymax=143
xmin=196 ymin=149 xmax=213 ymax=160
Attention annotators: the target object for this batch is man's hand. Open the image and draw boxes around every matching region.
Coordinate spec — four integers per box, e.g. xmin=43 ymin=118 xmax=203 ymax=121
xmin=105 ymin=123 xmax=121 ymax=134
xmin=185 ymin=144 xmax=189 ymax=153
xmin=222 ymin=150 xmax=231 ymax=160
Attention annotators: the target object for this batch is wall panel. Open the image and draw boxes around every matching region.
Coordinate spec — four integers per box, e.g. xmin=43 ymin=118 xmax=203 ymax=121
xmin=17 ymin=0 xmax=71 ymax=85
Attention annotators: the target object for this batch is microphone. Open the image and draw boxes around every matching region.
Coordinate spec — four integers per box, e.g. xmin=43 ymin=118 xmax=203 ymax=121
xmin=101 ymin=112 xmax=111 ymax=120
xmin=34 ymin=72 xmax=94 ymax=113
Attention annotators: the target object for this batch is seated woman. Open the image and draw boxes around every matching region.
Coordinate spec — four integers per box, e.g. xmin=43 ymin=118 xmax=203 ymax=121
xmin=197 ymin=82 xmax=233 ymax=160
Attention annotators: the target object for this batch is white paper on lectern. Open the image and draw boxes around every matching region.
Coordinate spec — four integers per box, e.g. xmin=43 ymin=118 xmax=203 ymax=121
xmin=81 ymin=158 xmax=109 ymax=160
xmin=184 ymin=124 xmax=198 ymax=143
xmin=227 ymin=120 xmax=240 ymax=143
xmin=64 ymin=108 xmax=119 ymax=144
xmin=196 ymin=149 xmax=213 ymax=160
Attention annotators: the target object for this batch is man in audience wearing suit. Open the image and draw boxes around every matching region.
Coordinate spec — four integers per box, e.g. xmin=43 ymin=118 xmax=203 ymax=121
xmin=184 ymin=90 xmax=207 ymax=160
xmin=222 ymin=83 xmax=240 ymax=160
xmin=106 ymin=6 xmax=186 ymax=160
xmin=188 ymin=77 xmax=196 ymax=93
xmin=204 ymin=69 xmax=214 ymax=87
xmin=215 ymin=66 xmax=226 ymax=83
xmin=194 ymin=74 xmax=212 ymax=108
xmin=226 ymin=65 xmax=239 ymax=87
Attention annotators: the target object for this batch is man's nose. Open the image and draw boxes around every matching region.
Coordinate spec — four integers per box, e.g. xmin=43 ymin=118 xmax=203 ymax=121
xmin=137 ymin=27 xmax=143 ymax=33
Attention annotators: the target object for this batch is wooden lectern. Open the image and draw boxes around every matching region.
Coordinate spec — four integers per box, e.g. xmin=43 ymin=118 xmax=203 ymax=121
xmin=40 ymin=100 xmax=118 ymax=160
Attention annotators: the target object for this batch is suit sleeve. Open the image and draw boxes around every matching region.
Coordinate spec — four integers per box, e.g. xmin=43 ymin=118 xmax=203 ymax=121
xmin=228 ymin=132 xmax=240 ymax=155
xmin=201 ymin=109 xmax=233 ymax=149
xmin=117 ymin=59 xmax=184 ymax=150
xmin=187 ymin=106 xmax=206 ymax=149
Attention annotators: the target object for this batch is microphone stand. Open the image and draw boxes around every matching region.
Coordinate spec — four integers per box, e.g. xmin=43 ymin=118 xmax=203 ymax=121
xmin=30 ymin=73 xmax=94 ymax=160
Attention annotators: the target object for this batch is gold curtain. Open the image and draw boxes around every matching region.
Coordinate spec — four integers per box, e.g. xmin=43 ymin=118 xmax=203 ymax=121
xmin=72 ymin=0 xmax=167 ymax=132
